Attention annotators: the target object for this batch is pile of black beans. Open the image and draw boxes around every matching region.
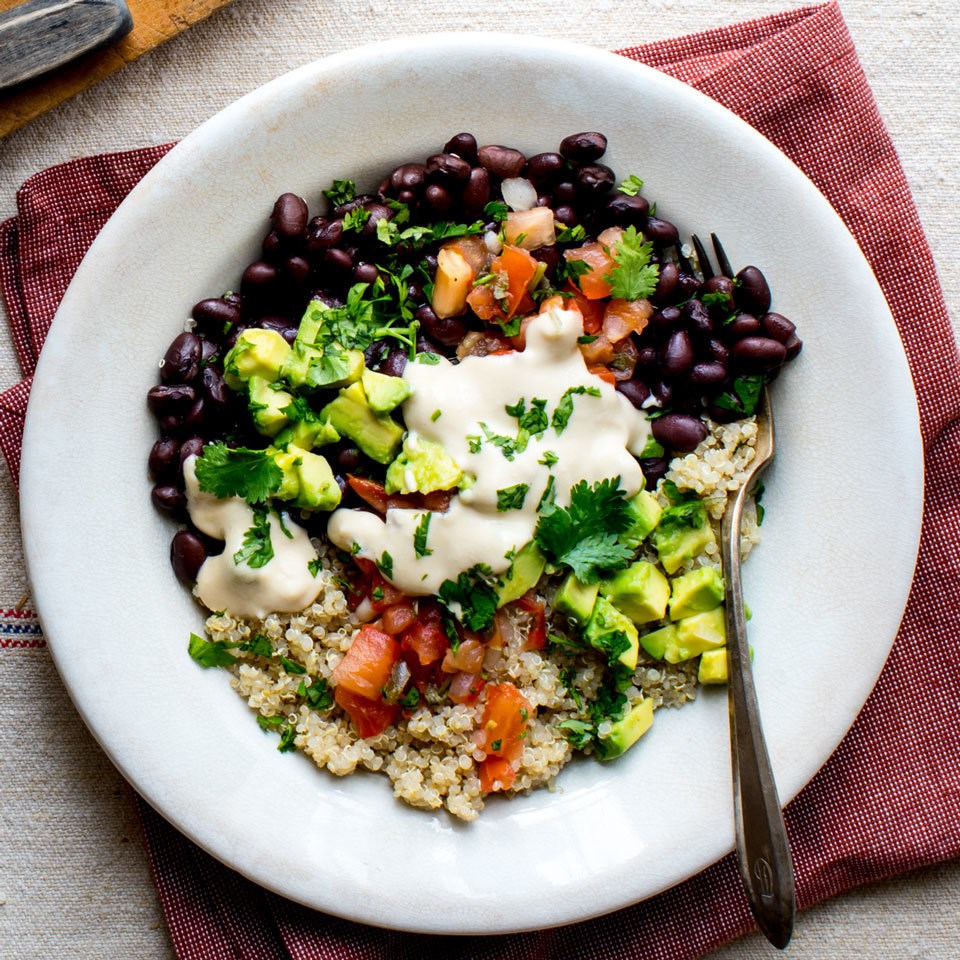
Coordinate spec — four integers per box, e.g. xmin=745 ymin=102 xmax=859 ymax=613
xmin=147 ymin=130 xmax=802 ymax=579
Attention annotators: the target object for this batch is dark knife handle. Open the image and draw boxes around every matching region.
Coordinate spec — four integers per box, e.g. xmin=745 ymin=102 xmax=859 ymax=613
xmin=0 ymin=0 xmax=133 ymax=92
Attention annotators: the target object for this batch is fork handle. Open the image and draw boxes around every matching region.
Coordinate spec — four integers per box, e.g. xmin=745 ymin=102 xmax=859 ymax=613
xmin=722 ymin=482 xmax=796 ymax=949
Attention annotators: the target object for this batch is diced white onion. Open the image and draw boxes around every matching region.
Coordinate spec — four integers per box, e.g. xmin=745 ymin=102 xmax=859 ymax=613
xmin=501 ymin=177 xmax=538 ymax=212
xmin=484 ymin=230 xmax=503 ymax=255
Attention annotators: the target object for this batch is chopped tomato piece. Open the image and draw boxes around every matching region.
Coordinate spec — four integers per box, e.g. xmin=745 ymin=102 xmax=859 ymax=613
xmin=347 ymin=475 xmax=454 ymax=515
xmin=562 ymin=281 xmax=604 ymax=333
xmin=491 ymin=245 xmax=538 ymax=318
xmin=399 ymin=600 xmax=450 ymax=666
xmin=441 ymin=638 xmax=485 ymax=673
xmin=335 ymin=686 xmax=398 ymax=738
xmin=481 ymin=682 xmax=532 ymax=763
xmin=603 ymin=298 xmax=652 ymax=342
xmin=466 ymin=283 xmax=505 ymax=322
xmin=588 ymin=364 xmax=617 ymax=386
xmin=513 ymin=592 xmax=547 ymax=650
xmin=610 ymin=336 xmax=639 ymax=382
xmin=332 ymin=624 xmax=400 ymax=701
xmin=448 ymin=670 xmax=486 ymax=705
xmin=352 ymin=558 xmax=406 ymax=613
xmin=479 ymin=756 xmax=517 ymax=793
xmin=381 ymin=601 xmax=417 ymax=636
xmin=347 ymin=475 xmax=390 ymax=514
xmin=563 ymin=242 xmax=614 ymax=300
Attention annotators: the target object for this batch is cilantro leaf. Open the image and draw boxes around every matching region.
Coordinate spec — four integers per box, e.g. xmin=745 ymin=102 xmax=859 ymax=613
xmin=232 ymin=504 xmax=274 ymax=569
xmin=194 ymin=442 xmax=283 ymax=504
xmin=555 ymin=224 xmax=587 ymax=243
xmin=298 ymin=677 xmax=334 ymax=711
xmin=342 ymin=207 xmax=370 ymax=232
xmin=398 ymin=688 xmax=421 ymax=709
xmin=714 ymin=375 xmax=765 ymax=417
xmin=559 ymin=257 xmax=592 ymax=287
xmin=538 ymin=450 xmax=558 ymax=467
xmin=377 ymin=551 xmax=394 ymax=579
xmin=604 ymin=226 xmax=660 ymax=301
xmin=279 ymin=655 xmax=307 ymax=675
xmin=497 ymin=483 xmax=529 ymax=512
xmin=483 ymin=200 xmax=509 ymax=223
xmin=323 ymin=179 xmax=356 ymax=206
xmin=188 ymin=633 xmax=237 ymax=668
xmin=277 ymin=725 xmax=298 ymax=752
xmin=414 ymin=513 xmax=433 ymax=558
xmin=639 ymin=437 xmax=666 ymax=458
xmin=239 ymin=634 xmax=274 ymax=657
xmin=438 ymin=565 xmax=498 ymax=631
xmin=551 ymin=386 xmax=601 ymax=435
xmin=617 ymin=174 xmax=644 ymax=197
xmin=307 ymin=557 xmax=322 ymax=577
xmin=559 ymin=534 xmax=633 ymax=583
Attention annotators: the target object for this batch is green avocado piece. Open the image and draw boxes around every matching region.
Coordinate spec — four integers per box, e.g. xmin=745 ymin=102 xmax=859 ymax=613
xmin=585 ymin=596 xmax=640 ymax=670
xmin=698 ymin=648 xmax=728 ymax=684
xmin=553 ymin=572 xmax=600 ymax=625
xmin=496 ymin=541 xmax=547 ymax=607
xmin=600 ymin=561 xmax=670 ymax=626
xmin=269 ymin=448 xmax=303 ymax=501
xmin=321 ymin=381 xmax=403 ymax=465
xmin=384 ymin=434 xmax=462 ymax=494
xmin=289 ymin=444 xmax=341 ymax=512
xmin=247 ymin=376 xmax=293 ymax=437
xmin=665 ymin=607 xmax=727 ymax=663
xmin=596 ymin=698 xmax=654 ymax=760
xmin=295 ymin=299 xmax=327 ymax=345
xmin=639 ymin=623 xmax=676 ymax=660
xmin=274 ymin=415 xmax=340 ymax=452
xmin=361 ymin=369 xmax=412 ymax=414
xmin=621 ymin=490 xmax=664 ymax=549
xmin=668 ymin=566 xmax=725 ymax=621
xmin=650 ymin=500 xmax=716 ymax=574
xmin=223 ymin=329 xmax=292 ymax=389
xmin=281 ymin=341 xmax=364 ymax=391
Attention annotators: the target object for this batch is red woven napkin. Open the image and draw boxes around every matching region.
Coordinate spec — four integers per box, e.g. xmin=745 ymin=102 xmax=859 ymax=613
xmin=3 ymin=3 xmax=960 ymax=957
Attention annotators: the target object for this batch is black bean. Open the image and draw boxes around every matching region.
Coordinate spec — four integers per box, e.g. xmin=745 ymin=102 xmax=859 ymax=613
xmin=271 ymin=193 xmax=308 ymax=240
xmin=161 ymin=332 xmax=201 ymax=384
xmin=424 ymin=183 xmax=452 ymax=215
xmin=390 ymin=162 xmax=427 ymax=193
xmin=149 ymin=437 xmax=180 ymax=481
xmin=700 ymin=275 xmax=736 ymax=311
xmin=652 ymin=261 xmax=680 ymax=305
xmin=683 ymin=299 xmax=714 ymax=338
xmin=477 ymin=144 xmax=526 ymax=179
xmin=649 ymin=305 xmax=681 ymax=332
xmin=703 ymin=338 xmax=730 ymax=365
xmin=725 ymin=313 xmax=762 ymax=340
xmin=201 ymin=366 xmax=230 ymax=411
xmin=191 ymin=297 xmax=240 ymax=338
xmin=358 ymin=201 xmax=390 ymax=239
xmin=616 ymin=378 xmax=650 ymax=409
xmin=416 ymin=304 xmax=466 ymax=346
xmin=147 ymin=384 xmax=195 ymax=418
xmin=170 ymin=530 xmax=207 ymax=584
xmin=689 ymin=361 xmax=728 ymax=387
xmin=552 ymin=181 xmax=575 ymax=205
xmin=559 ymin=132 xmax=607 ymax=163
xmin=731 ymin=337 xmax=787 ymax=371
xmin=760 ymin=312 xmax=796 ymax=343
xmin=284 ymin=255 xmax=311 ymax=288
xmin=324 ymin=248 xmax=354 ymax=274
xmin=353 ymin=262 xmax=379 ymax=285
xmin=652 ymin=413 xmax=708 ymax=453
xmin=199 ymin=340 xmax=219 ymax=366
xmin=636 ymin=345 xmax=658 ymax=369
xmin=553 ymin=205 xmax=578 ymax=228
xmin=426 ymin=153 xmax=471 ymax=185
xmin=261 ymin=230 xmax=283 ymax=260
xmin=306 ymin=217 xmax=343 ymax=254
xmin=152 ymin=484 xmax=186 ymax=517
xmin=601 ymin=193 xmax=649 ymax=228
xmin=530 ymin=246 xmax=560 ymax=282
xmin=241 ymin=261 xmax=278 ymax=301
xmin=677 ymin=271 xmax=701 ymax=299
xmin=178 ymin=435 xmax=205 ymax=470
xmin=396 ymin=189 xmax=418 ymax=208
xmin=640 ymin=456 xmax=670 ymax=487
xmin=574 ymin=163 xmax=615 ymax=196
xmin=380 ymin=348 xmax=408 ymax=378
xmin=183 ymin=397 xmax=207 ymax=432
xmin=784 ymin=334 xmax=803 ymax=361
xmin=225 ymin=324 xmax=249 ymax=349
xmin=416 ymin=335 xmax=441 ymax=355
xmin=444 ymin=133 xmax=478 ymax=163
xmin=462 ymin=167 xmax=491 ymax=218
xmin=735 ymin=266 xmax=772 ymax=314
xmin=525 ymin=152 xmax=566 ymax=186
xmin=364 ymin=341 xmax=389 ymax=368
xmin=662 ymin=329 xmax=694 ymax=378
xmin=644 ymin=217 xmax=679 ymax=246
xmin=258 ymin=316 xmax=299 ymax=343
xmin=334 ymin=443 xmax=362 ymax=471
xmin=653 ymin=381 xmax=674 ymax=405
xmin=333 ymin=194 xmax=375 ymax=219
xmin=707 ymin=402 xmax=743 ymax=424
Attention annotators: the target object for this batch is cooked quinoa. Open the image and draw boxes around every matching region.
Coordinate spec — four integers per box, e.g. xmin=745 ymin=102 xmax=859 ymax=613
xmin=197 ymin=416 xmax=759 ymax=821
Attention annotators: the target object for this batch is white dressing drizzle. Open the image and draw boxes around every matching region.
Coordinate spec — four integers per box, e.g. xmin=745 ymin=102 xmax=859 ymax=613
xmin=183 ymin=457 xmax=323 ymax=618
xmin=326 ymin=306 xmax=652 ymax=595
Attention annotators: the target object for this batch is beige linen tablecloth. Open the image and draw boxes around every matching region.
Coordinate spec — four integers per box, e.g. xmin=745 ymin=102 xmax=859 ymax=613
xmin=1 ymin=1 xmax=958 ymax=957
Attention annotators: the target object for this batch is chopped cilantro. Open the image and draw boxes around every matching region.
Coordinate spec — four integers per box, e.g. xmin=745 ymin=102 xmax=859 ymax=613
xmin=307 ymin=557 xmax=322 ymax=577
xmin=298 ymin=678 xmax=334 ymax=711
xmin=416 ymin=352 xmax=441 ymax=365
xmin=537 ymin=474 xmax=556 ymax=513
xmin=398 ymin=688 xmax=421 ymax=709
xmin=617 ymin=174 xmax=644 ymax=196
xmin=272 ymin=508 xmax=293 ymax=539
xmin=639 ymin=437 xmax=666 ymax=459
xmin=377 ymin=551 xmax=394 ymax=579
xmin=277 ymin=725 xmax=298 ymax=753
xmin=431 ymin=409 xmax=442 ymax=422
xmin=438 ymin=565 xmax=498 ymax=632
xmin=414 ymin=513 xmax=433 ymax=558
xmin=497 ymin=483 xmax=529 ymax=512
xmin=484 ymin=200 xmax=509 ymax=223
xmin=342 ymin=207 xmax=370 ymax=232
xmin=442 ymin=615 xmax=461 ymax=653
xmin=256 ymin=714 xmax=285 ymax=730
xmin=754 ymin=480 xmax=766 ymax=526
xmin=701 ymin=290 xmax=733 ymax=309
xmin=555 ymin=223 xmax=587 ymax=243
xmin=372 ymin=586 xmax=385 ymax=601
xmin=559 ymin=257 xmax=592 ymax=287
xmin=279 ymin=656 xmax=307 ymax=675
xmin=479 ymin=422 xmax=519 ymax=460
xmin=194 ymin=442 xmax=283 ymax=504
xmin=466 ymin=434 xmax=482 ymax=454
xmin=714 ymin=375 xmax=765 ymax=417
xmin=551 ymin=385 xmax=601 ymax=434
xmin=323 ymin=178 xmax=356 ymax=206
xmin=577 ymin=334 xmax=598 ymax=344
xmin=232 ymin=505 xmax=274 ymax=569
xmin=538 ymin=450 xmax=558 ymax=467
xmin=604 ymin=226 xmax=660 ymax=301
xmin=239 ymin=634 xmax=274 ymax=658
xmin=187 ymin=633 xmax=237 ymax=668
xmin=491 ymin=739 xmax=503 ymax=752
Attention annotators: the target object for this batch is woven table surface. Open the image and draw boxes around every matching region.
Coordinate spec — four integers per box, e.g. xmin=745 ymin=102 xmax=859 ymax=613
xmin=1 ymin=1 xmax=958 ymax=958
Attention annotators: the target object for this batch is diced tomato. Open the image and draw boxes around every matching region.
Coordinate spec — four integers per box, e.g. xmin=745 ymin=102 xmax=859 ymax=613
xmin=399 ymin=600 xmax=450 ymax=666
xmin=448 ymin=670 xmax=486 ymax=705
xmin=563 ymin=242 xmax=614 ymax=300
xmin=332 ymin=624 xmax=400 ymax=701
xmin=588 ymin=364 xmax=617 ymax=387
xmin=610 ymin=336 xmax=639 ymax=382
xmin=335 ymin=686 xmax=399 ymax=738
xmin=480 ymin=682 xmax=532 ymax=763
xmin=479 ymin=755 xmax=517 ymax=793
xmin=347 ymin=475 xmax=454 ymax=515
xmin=381 ymin=601 xmax=417 ymax=636
xmin=466 ymin=283 xmax=505 ymax=322
xmin=491 ymin=245 xmax=538 ymax=318
xmin=513 ymin=592 xmax=547 ymax=650
xmin=603 ymin=298 xmax=652 ymax=342
xmin=347 ymin=475 xmax=390 ymax=514
xmin=562 ymin=281 xmax=605 ymax=333
xmin=578 ymin=332 xmax=616 ymax=365
xmin=441 ymin=638 xmax=485 ymax=674
xmin=352 ymin=558 xmax=406 ymax=613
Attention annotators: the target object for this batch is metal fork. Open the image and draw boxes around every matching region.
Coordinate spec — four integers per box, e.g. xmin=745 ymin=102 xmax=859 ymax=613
xmin=691 ymin=234 xmax=796 ymax=949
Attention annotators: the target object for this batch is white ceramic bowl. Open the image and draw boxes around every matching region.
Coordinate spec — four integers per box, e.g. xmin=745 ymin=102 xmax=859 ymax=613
xmin=19 ymin=35 xmax=922 ymax=933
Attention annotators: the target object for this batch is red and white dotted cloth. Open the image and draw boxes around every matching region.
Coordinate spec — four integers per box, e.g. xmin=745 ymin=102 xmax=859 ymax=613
xmin=3 ymin=3 xmax=959 ymax=958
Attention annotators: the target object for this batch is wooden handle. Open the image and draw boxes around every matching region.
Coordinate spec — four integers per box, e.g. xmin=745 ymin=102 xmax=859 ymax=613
xmin=0 ymin=0 xmax=133 ymax=91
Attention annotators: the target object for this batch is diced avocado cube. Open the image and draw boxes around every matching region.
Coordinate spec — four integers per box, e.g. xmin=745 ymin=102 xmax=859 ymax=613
xmin=698 ymin=649 xmax=728 ymax=684
xmin=496 ymin=541 xmax=547 ymax=607
xmin=600 ymin=561 xmax=670 ymax=626
xmin=621 ymin=490 xmax=663 ymax=549
xmin=668 ymin=566 xmax=725 ymax=621
xmin=321 ymin=381 xmax=403 ymax=465
xmin=585 ymin=596 xmax=640 ymax=670
xmin=295 ymin=300 xmax=327 ymax=345
xmin=384 ymin=434 xmax=462 ymax=494
xmin=270 ymin=448 xmax=303 ymax=501
xmin=596 ymin=698 xmax=654 ymax=760
xmin=665 ymin=607 xmax=727 ymax=663
xmin=361 ymin=369 xmax=412 ymax=414
xmin=552 ymin=572 xmax=600 ymax=625
xmin=639 ymin=623 xmax=676 ymax=660
xmin=281 ymin=341 xmax=364 ymax=391
xmin=248 ymin=376 xmax=293 ymax=437
xmin=223 ymin=329 xmax=292 ymax=389
xmin=274 ymin=416 xmax=340 ymax=452
xmin=289 ymin=445 xmax=341 ymax=512
xmin=650 ymin=500 xmax=716 ymax=574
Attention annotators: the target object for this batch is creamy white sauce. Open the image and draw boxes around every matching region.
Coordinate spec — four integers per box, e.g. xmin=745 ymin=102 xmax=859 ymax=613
xmin=326 ymin=306 xmax=652 ymax=596
xmin=183 ymin=457 xmax=323 ymax=619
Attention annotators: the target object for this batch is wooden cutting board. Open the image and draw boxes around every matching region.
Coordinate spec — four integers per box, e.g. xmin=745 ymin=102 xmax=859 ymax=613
xmin=0 ymin=0 xmax=234 ymax=138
